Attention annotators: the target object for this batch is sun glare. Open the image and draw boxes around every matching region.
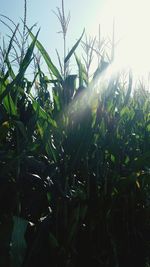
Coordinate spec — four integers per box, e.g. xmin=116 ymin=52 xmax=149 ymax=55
xmin=91 ymin=0 xmax=150 ymax=79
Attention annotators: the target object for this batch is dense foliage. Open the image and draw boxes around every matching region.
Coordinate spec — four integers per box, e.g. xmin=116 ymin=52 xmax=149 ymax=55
xmin=0 ymin=4 xmax=150 ymax=267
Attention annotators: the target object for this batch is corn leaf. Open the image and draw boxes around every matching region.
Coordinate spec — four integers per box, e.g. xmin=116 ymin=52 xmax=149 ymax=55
xmin=10 ymin=216 xmax=28 ymax=267
xmin=29 ymin=30 xmax=63 ymax=82
xmin=65 ymin=29 xmax=85 ymax=63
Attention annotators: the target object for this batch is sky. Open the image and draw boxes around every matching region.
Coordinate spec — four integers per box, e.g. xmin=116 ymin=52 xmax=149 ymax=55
xmin=0 ymin=0 xmax=105 ymax=66
xmin=1 ymin=0 xmax=150 ymax=81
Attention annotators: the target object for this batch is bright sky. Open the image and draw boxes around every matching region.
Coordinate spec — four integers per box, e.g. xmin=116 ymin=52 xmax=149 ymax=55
xmin=1 ymin=0 xmax=150 ymax=80
xmin=0 ymin=0 xmax=105 ymax=65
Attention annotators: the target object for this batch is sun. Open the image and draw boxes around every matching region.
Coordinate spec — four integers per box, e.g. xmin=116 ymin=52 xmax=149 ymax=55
xmin=91 ymin=0 xmax=150 ymax=79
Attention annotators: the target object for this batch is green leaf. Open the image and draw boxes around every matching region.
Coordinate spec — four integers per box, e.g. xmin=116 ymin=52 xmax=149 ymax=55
xmin=74 ymin=53 xmax=87 ymax=87
xmin=120 ymin=106 xmax=130 ymax=118
xmin=10 ymin=216 xmax=28 ymax=267
xmin=45 ymin=134 xmax=57 ymax=162
xmin=111 ymin=154 xmax=115 ymax=163
xmin=65 ymin=29 xmax=85 ymax=63
xmin=4 ymin=24 xmax=19 ymax=64
xmin=0 ymin=30 xmax=39 ymax=102
xmin=6 ymin=58 xmax=16 ymax=80
xmin=3 ymin=94 xmax=17 ymax=116
xmin=29 ymin=30 xmax=63 ymax=82
xmin=18 ymin=29 xmax=40 ymax=76
xmin=32 ymin=99 xmax=57 ymax=128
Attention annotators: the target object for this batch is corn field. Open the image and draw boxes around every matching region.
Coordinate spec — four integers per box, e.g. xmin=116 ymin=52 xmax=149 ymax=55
xmin=0 ymin=1 xmax=150 ymax=267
